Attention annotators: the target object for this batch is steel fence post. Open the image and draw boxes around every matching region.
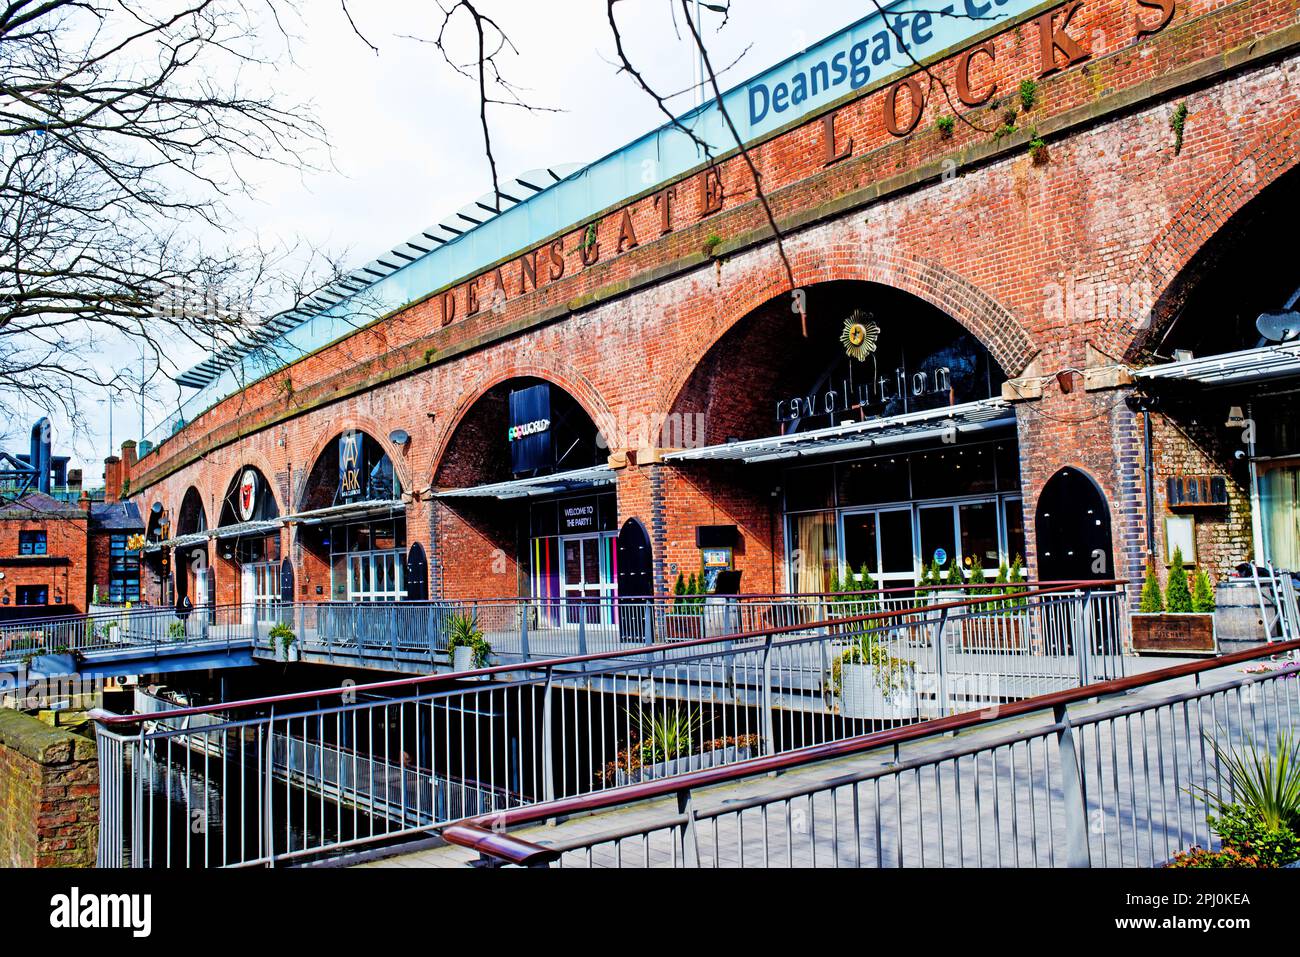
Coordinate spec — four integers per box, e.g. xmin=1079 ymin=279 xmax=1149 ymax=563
xmin=542 ymin=668 xmax=556 ymax=805
xmin=934 ymin=607 xmax=950 ymax=717
xmin=1071 ymin=590 xmax=1092 ymax=688
xmin=520 ymin=600 xmax=531 ymax=661
xmin=1053 ymin=703 xmax=1092 ymax=867
xmin=677 ymin=788 xmax=701 ymax=868
xmin=761 ymin=633 xmax=776 ymax=758
xmin=263 ymin=713 xmax=276 ymax=867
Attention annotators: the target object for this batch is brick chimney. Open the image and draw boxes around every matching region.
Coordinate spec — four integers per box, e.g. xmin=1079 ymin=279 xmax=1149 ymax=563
xmin=103 ymin=455 xmax=122 ymax=503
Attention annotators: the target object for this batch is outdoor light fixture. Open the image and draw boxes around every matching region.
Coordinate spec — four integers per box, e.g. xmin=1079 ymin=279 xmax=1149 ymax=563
xmin=389 ymin=429 xmax=411 ymax=447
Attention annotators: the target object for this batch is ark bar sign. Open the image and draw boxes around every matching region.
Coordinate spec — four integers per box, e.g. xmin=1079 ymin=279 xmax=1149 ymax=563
xmin=424 ymin=0 xmax=1180 ymax=338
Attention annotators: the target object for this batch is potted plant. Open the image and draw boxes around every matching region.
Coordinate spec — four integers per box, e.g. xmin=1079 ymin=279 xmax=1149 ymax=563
xmin=963 ymin=557 xmax=1028 ymax=650
xmin=664 ymin=572 xmax=706 ymax=641
xmin=268 ymin=621 xmax=298 ymax=662
xmin=1170 ymin=732 xmax=1300 ymax=868
xmin=167 ymin=620 xmax=186 ymax=642
xmin=830 ymin=636 xmax=917 ymax=720
xmin=446 ymin=613 xmax=492 ymax=671
xmin=1130 ymin=547 xmax=1217 ymax=654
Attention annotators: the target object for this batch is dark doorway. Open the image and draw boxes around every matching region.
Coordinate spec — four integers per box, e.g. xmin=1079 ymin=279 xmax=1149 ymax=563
xmin=1035 ymin=468 xmax=1113 ymax=581
xmin=280 ymin=558 xmax=295 ymax=603
xmin=617 ymin=519 xmax=653 ymax=640
xmin=405 ymin=543 xmax=429 ymax=602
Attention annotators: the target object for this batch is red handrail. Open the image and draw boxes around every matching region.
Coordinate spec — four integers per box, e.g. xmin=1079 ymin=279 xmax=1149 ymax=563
xmin=89 ymin=579 xmax=1126 ymax=726
xmin=442 ymin=638 xmax=1300 ymax=865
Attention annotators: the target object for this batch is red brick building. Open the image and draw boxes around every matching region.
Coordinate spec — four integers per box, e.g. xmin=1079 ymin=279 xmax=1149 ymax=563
xmin=116 ymin=0 xmax=1300 ymax=620
xmin=0 ymin=494 xmax=142 ymax=619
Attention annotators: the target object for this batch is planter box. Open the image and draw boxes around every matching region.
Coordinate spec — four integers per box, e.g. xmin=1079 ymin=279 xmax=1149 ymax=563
xmin=452 ymin=645 xmax=474 ymax=672
xmin=268 ymin=641 xmax=299 ymax=662
xmin=1130 ymin=612 xmax=1217 ymax=655
xmin=838 ymin=662 xmax=917 ymax=720
xmin=664 ymin=612 xmax=704 ymax=642
xmin=960 ymin=615 xmax=1026 ymax=651
xmin=614 ymin=745 xmax=751 ymax=787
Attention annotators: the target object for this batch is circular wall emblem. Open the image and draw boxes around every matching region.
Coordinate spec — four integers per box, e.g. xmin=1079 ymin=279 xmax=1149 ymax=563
xmin=237 ymin=469 xmax=258 ymax=522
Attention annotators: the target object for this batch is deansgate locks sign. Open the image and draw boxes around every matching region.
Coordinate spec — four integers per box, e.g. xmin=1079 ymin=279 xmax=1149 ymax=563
xmin=428 ymin=0 xmax=1179 ymax=341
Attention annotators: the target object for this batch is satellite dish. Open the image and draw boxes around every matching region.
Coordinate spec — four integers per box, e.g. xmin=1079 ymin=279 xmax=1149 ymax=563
xmin=1256 ymin=310 xmax=1300 ymax=343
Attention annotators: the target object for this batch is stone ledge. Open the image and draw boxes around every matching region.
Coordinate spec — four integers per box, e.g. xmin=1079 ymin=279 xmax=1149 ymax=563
xmin=0 ymin=710 xmax=96 ymax=765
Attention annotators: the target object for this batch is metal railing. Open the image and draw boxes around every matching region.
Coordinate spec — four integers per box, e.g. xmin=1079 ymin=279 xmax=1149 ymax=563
xmin=2 ymin=581 xmax=1111 ymax=671
xmin=443 ymin=641 xmax=1300 ymax=869
xmin=0 ymin=603 xmax=263 ymax=665
xmin=91 ymin=581 xmax=1127 ymax=867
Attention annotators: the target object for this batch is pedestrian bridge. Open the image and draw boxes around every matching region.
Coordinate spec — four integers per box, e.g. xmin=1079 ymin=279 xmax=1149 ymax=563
xmin=85 ymin=581 xmax=1155 ymax=868
xmin=1 ymin=581 xmax=1124 ymax=684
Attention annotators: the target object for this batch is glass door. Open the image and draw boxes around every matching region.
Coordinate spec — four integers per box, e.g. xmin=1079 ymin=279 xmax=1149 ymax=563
xmin=346 ymin=550 xmax=406 ymax=602
xmin=560 ymin=535 xmax=615 ymax=625
xmin=841 ymin=507 xmax=916 ymax=597
xmin=243 ymin=561 xmax=280 ymax=624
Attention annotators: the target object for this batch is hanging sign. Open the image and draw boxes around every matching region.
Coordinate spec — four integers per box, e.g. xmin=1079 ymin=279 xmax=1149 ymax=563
xmin=777 ymin=365 xmax=952 ymax=424
xmin=237 ymin=469 xmax=259 ymax=522
xmin=339 ymin=431 xmax=364 ymax=501
xmin=510 ymin=384 xmax=554 ymax=475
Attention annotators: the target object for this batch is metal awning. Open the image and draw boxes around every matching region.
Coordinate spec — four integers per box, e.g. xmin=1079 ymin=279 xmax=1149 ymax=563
xmin=1134 ymin=343 xmax=1300 ymax=388
xmin=436 ymin=466 xmax=616 ymax=500
xmin=665 ymin=398 xmax=1015 ymax=465
xmin=282 ymin=499 xmax=406 ymax=525
xmin=211 ymin=519 xmax=283 ymax=540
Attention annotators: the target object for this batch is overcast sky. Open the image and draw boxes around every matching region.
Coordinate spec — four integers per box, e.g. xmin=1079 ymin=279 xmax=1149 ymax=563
xmin=25 ymin=0 xmax=871 ymax=480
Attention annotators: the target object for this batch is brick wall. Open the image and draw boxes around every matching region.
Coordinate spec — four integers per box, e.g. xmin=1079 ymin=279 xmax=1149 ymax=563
xmin=118 ymin=0 xmax=1300 ymax=600
xmin=0 ymin=513 xmax=89 ymax=614
xmin=0 ymin=710 xmax=98 ymax=868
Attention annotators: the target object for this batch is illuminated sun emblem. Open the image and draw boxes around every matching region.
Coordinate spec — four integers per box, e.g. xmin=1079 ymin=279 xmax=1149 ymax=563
xmin=840 ymin=311 xmax=880 ymax=362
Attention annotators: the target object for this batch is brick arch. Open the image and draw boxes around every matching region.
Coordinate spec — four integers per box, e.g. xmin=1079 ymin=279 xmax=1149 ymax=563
xmin=425 ymin=359 xmax=618 ymax=488
xmin=214 ymin=447 xmax=285 ymax=522
xmin=660 ymin=249 xmax=1036 ymax=417
xmin=1117 ymin=104 xmax=1300 ymax=361
xmin=175 ymin=485 xmax=208 ymax=536
xmin=294 ymin=414 xmax=416 ymax=510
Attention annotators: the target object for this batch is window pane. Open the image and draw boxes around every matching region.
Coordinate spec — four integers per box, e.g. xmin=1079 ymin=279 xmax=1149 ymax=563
xmin=785 ymin=465 xmax=835 ymax=513
xmin=918 ymin=506 xmax=956 ymax=572
xmin=1262 ymin=465 xmax=1300 ymax=569
xmin=841 ymin=512 xmax=878 ymax=576
xmin=959 ymin=501 xmax=1000 ymax=572
xmin=790 ymin=512 xmax=837 ymax=593
xmin=582 ymin=539 xmax=600 ymax=583
xmin=837 ymin=457 xmax=909 ymax=507
xmin=1004 ymin=499 xmax=1026 ymax=565
xmin=563 ymin=540 xmax=582 ymax=585
xmin=995 ymin=442 xmax=1022 ymax=492
xmin=878 ymin=510 xmax=916 ymax=575
xmin=953 ymin=445 xmax=997 ymax=495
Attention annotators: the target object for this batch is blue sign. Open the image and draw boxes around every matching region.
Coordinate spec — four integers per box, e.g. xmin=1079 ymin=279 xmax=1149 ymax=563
xmin=933 ymin=548 xmax=948 ymax=566
xmin=510 ymin=384 xmax=554 ymax=475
